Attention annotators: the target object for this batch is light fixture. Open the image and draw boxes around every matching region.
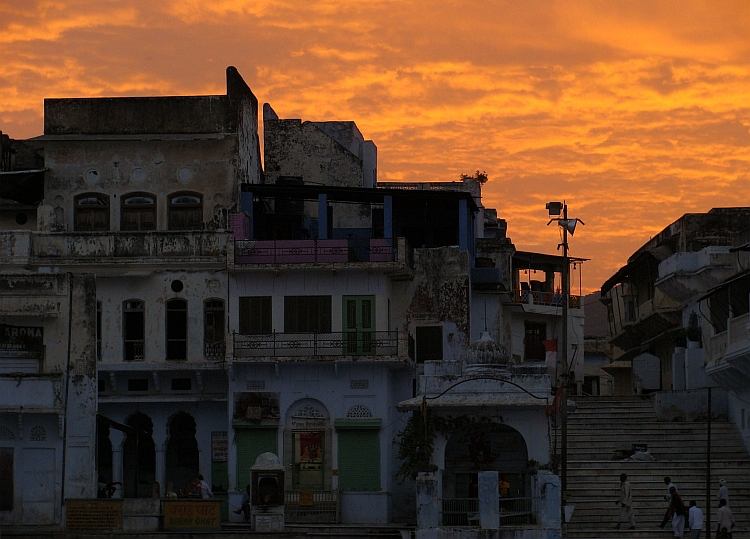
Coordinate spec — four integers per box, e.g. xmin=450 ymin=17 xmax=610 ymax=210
xmin=546 ymin=201 xmax=563 ymax=217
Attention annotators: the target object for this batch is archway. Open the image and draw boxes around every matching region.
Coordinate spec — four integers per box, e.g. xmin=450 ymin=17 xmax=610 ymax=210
xmin=122 ymin=412 xmax=156 ymax=498
xmin=165 ymin=412 xmax=200 ymax=494
xmin=443 ymin=422 xmax=529 ymax=500
xmin=284 ymin=399 xmax=330 ymax=491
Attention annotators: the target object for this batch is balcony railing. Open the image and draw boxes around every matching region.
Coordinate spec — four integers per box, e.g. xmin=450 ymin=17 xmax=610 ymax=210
xmin=204 ymin=340 xmax=226 ymax=360
xmin=513 ymin=290 xmax=581 ymax=308
xmin=442 ymin=497 xmax=535 ymax=527
xmin=233 ymin=331 xmax=399 ymax=359
xmin=234 ymin=238 xmax=396 ymax=264
xmin=284 ymin=490 xmax=339 ymax=523
xmin=123 ymin=340 xmax=145 ymax=361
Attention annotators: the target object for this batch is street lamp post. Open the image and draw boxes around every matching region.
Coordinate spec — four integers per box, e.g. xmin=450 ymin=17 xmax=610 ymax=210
xmin=546 ymin=201 xmax=583 ymax=529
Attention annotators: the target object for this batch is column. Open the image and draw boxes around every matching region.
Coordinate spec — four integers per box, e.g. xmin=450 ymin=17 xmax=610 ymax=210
xmin=152 ymin=425 xmax=168 ymax=498
xmin=111 ymin=429 xmax=125 ymax=498
xmin=318 ymin=194 xmax=328 ymax=239
xmin=459 ymin=198 xmax=469 ymax=252
xmin=383 ymin=196 xmax=393 ymax=242
xmin=415 ymin=473 xmax=439 ymax=529
xmin=478 ymin=471 xmax=499 ymax=529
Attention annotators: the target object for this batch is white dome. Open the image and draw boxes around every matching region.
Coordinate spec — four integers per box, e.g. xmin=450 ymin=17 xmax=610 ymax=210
xmin=467 ymin=332 xmax=509 ymax=366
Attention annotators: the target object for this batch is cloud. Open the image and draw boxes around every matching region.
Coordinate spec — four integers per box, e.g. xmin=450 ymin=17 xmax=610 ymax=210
xmin=1 ymin=0 xmax=750 ymax=292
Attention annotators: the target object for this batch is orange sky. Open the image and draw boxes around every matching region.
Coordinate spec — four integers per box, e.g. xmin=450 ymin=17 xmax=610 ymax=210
xmin=2 ymin=0 xmax=750 ymax=293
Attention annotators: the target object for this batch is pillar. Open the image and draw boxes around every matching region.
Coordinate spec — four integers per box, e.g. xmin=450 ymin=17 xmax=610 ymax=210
xmin=318 ymin=194 xmax=328 ymax=239
xmin=478 ymin=471 xmax=499 ymax=529
xmin=111 ymin=429 xmax=125 ymax=498
xmin=415 ymin=473 xmax=439 ymax=529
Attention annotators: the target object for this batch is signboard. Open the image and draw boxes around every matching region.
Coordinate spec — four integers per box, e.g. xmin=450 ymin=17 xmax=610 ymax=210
xmin=65 ymin=499 xmax=123 ymax=532
xmin=163 ymin=500 xmax=221 ymax=531
xmin=0 ymin=324 xmax=43 ymax=357
xmin=298 ymin=491 xmax=314 ymax=506
xmin=211 ymin=431 xmax=227 ymax=462
xmin=233 ymin=392 xmax=280 ymax=422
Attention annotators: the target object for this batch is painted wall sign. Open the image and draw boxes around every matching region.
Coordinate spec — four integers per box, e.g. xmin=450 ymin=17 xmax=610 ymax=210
xmin=211 ymin=431 xmax=228 ymax=462
xmin=163 ymin=500 xmax=221 ymax=531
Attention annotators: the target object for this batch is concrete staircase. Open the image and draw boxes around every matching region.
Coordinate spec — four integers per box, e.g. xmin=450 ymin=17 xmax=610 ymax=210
xmin=561 ymin=395 xmax=750 ymax=538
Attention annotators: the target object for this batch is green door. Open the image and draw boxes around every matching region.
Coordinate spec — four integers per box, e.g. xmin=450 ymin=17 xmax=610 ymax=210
xmin=235 ymin=428 xmax=278 ymax=490
xmin=343 ymin=296 xmax=375 ymax=355
xmin=337 ymin=429 xmax=380 ymax=491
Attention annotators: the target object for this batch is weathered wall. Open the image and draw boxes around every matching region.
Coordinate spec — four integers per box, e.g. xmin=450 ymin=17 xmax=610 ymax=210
xmin=264 ymin=119 xmax=365 ymax=188
xmin=64 ymin=274 xmax=98 ymax=499
xmin=392 ymin=247 xmax=471 ymax=360
xmin=43 ymin=137 xmax=238 ymax=231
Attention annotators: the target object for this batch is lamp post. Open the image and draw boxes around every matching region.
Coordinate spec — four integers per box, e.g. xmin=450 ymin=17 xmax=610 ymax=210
xmin=546 ymin=201 xmax=583 ymax=528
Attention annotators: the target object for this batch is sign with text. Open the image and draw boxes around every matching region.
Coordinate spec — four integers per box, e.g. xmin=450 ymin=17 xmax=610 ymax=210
xmin=211 ymin=431 xmax=228 ymax=462
xmin=163 ymin=500 xmax=221 ymax=531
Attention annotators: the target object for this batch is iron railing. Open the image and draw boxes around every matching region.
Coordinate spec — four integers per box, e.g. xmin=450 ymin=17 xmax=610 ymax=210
xmin=514 ymin=290 xmax=581 ymax=308
xmin=233 ymin=331 xmax=399 ymax=359
xmin=123 ymin=340 xmax=145 ymax=361
xmin=441 ymin=497 xmax=535 ymax=527
xmin=284 ymin=490 xmax=339 ymax=523
xmin=204 ymin=340 xmax=226 ymax=360
xmin=234 ymin=238 xmax=396 ymax=264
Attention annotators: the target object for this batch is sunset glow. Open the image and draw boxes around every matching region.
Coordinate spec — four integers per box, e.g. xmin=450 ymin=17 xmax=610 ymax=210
xmin=2 ymin=0 xmax=749 ymax=292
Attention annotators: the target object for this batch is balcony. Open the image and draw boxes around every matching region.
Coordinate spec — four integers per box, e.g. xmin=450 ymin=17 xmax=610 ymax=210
xmin=706 ymin=313 xmax=750 ymax=389
xmin=232 ymin=331 xmax=401 ymax=361
xmin=234 ymin=238 xmax=396 ymax=264
xmin=656 ymin=248 xmax=736 ymax=303
xmin=0 ymin=371 xmax=63 ymax=411
xmin=0 ymin=230 xmax=227 ymax=267
xmin=510 ymin=290 xmax=582 ymax=309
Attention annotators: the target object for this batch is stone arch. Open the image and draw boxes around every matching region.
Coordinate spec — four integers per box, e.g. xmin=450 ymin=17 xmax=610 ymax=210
xmin=443 ymin=422 xmax=529 ymax=500
xmin=165 ymin=411 xmax=200 ymax=494
xmin=122 ymin=412 xmax=156 ymax=498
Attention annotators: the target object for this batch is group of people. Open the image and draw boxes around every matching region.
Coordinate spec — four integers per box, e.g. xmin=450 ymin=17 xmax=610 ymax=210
xmin=616 ymin=474 xmax=735 ymax=538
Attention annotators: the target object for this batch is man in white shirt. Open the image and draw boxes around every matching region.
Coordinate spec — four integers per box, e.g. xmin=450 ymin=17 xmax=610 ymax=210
xmin=197 ymin=474 xmax=214 ymax=498
xmin=716 ymin=499 xmax=734 ymax=538
xmin=688 ymin=500 xmax=704 ymax=539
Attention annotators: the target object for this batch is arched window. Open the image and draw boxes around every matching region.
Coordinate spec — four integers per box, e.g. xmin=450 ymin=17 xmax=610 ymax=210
xmin=123 ymin=300 xmax=145 ymax=361
xmin=166 ymin=299 xmax=187 ymax=360
xmin=74 ymin=193 xmax=110 ymax=231
xmin=168 ymin=192 xmax=203 ymax=230
xmin=204 ymin=299 xmax=225 ymax=360
xmin=121 ymin=193 xmax=156 ymax=231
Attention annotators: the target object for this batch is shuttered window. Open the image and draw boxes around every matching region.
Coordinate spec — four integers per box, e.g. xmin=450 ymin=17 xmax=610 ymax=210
xmin=336 ymin=424 xmax=380 ymax=492
xmin=235 ymin=429 xmax=278 ymax=490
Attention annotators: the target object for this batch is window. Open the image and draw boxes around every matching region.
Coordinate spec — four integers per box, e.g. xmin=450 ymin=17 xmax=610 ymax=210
xmin=123 ymin=300 xmax=145 ymax=361
xmin=171 ymin=378 xmax=192 ymax=391
xmin=128 ymin=378 xmax=148 ymax=391
xmin=168 ymin=192 xmax=203 ymax=230
xmin=121 ymin=193 xmax=156 ymax=231
xmin=166 ymin=299 xmax=188 ymax=360
xmin=204 ymin=299 xmax=225 ymax=359
xmin=239 ymin=297 xmax=272 ymax=334
xmin=416 ymin=326 xmax=443 ymax=362
xmin=74 ymin=193 xmax=110 ymax=231
xmin=524 ymin=321 xmax=546 ymax=361
xmin=284 ymin=296 xmax=332 ymax=333
xmin=0 ymin=448 xmax=13 ymax=511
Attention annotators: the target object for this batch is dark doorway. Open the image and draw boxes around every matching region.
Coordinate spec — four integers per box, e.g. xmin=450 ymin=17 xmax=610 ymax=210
xmin=165 ymin=412 xmax=200 ymax=495
xmin=96 ymin=421 xmax=113 ymax=493
xmin=122 ymin=412 xmax=156 ymax=498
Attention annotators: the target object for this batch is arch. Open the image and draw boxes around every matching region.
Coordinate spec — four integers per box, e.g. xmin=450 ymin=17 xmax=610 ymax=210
xmin=74 ymin=193 xmax=110 ymax=231
xmin=165 ymin=412 xmax=199 ymax=495
xmin=443 ymin=422 xmax=529 ymax=500
xmin=123 ymin=299 xmax=145 ymax=361
xmin=168 ymin=191 xmax=203 ymax=230
xmin=166 ymin=299 xmax=187 ymax=360
xmin=121 ymin=192 xmax=156 ymax=231
xmin=122 ymin=412 xmax=156 ymax=498
xmin=285 ymin=399 xmax=330 ymax=491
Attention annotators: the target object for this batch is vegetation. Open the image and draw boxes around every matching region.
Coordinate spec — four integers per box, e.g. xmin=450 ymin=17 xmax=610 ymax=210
xmin=460 ymin=170 xmax=489 ymax=185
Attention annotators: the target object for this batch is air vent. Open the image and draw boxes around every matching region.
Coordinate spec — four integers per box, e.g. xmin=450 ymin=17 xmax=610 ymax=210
xmin=247 ymin=380 xmax=266 ymax=390
xmin=350 ymin=379 xmax=369 ymax=390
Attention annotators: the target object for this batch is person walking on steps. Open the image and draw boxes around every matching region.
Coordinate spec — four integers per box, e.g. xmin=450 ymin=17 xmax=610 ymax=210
xmin=688 ymin=500 xmax=704 ymax=539
xmin=716 ymin=498 xmax=735 ymax=539
xmin=661 ymin=476 xmax=679 ymax=528
xmin=717 ymin=479 xmax=729 ymax=507
xmin=669 ymin=486 xmax=687 ymax=538
xmin=615 ymin=473 xmax=636 ymax=530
